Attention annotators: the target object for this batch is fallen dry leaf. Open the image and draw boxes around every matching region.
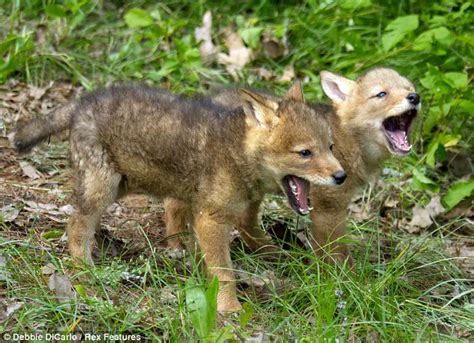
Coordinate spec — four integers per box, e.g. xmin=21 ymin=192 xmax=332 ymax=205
xmin=348 ymin=201 xmax=371 ymax=222
xmin=194 ymin=10 xmax=217 ymax=63
xmin=0 ymin=301 xmax=23 ymax=321
xmin=0 ymin=204 xmax=20 ymax=222
xmin=22 ymin=200 xmax=73 ymax=217
xmin=383 ymin=198 xmax=399 ymax=208
xmin=19 ymin=161 xmax=41 ymax=179
xmin=217 ymin=27 xmax=253 ymax=80
xmin=262 ymin=32 xmax=287 ymax=59
xmin=255 ymin=67 xmax=274 ymax=81
xmin=445 ymin=241 xmax=474 ymax=275
xmin=48 ymin=273 xmax=75 ymax=303
xmin=41 ymin=263 xmax=56 ymax=276
xmin=407 ymin=196 xmax=445 ymax=232
xmin=28 ymin=85 xmax=48 ymax=100
xmin=278 ymin=65 xmax=295 ymax=82
xmin=0 ymin=255 xmax=8 ymax=282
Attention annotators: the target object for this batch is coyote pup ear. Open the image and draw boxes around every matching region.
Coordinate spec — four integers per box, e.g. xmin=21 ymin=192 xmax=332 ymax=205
xmin=284 ymin=81 xmax=304 ymax=102
xmin=320 ymin=71 xmax=355 ymax=103
xmin=239 ymin=88 xmax=279 ymax=128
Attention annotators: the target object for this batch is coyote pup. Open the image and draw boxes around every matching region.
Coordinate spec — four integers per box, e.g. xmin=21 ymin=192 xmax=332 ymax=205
xmin=14 ymin=82 xmax=345 ymax=312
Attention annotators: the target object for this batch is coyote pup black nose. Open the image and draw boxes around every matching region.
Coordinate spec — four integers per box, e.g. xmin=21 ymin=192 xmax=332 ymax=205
xmin=406 ymin=93 xmax=420 ymax=105
xmin=332 ymin=170 xmax=347 ymax=185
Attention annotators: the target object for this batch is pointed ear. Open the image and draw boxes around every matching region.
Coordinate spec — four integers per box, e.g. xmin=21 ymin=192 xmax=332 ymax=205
xmin=238 ymin=88 xmax=279 ymax=128
xmin=320 ymin=71 xmax=356 ymax=103
xmin=284 ymin=81 xmax=304 ymax=102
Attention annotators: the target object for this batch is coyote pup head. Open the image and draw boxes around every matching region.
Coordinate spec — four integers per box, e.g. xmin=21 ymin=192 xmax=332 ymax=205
xmin=320 ymin=68 xmax=420 ymax=157
xmin=239 ymin=82 xmax=345 ymax=216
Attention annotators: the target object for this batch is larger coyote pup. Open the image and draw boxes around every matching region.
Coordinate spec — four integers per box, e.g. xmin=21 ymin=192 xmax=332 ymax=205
xmin=13 ymin=82 xmax=346 ymax=312
xmin=165 ymin=68 xmax=420 ymax=265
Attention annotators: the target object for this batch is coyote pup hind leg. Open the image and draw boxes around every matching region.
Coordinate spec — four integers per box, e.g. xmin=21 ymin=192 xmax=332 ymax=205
xmin=67 ymin=133 xmax=122 ymax=264
xmin=236 ymin=200 xmax=279 ymax=256
xmin=164 ymin=198 xmax=195 ymax=250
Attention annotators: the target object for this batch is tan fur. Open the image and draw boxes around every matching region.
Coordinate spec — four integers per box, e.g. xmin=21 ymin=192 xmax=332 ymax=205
xmin=309 ymin=68 xmax=419 ymax=264
xmin=14 ymin=83 xmax=344 ymax=313
xmin=165 ymin=68 xmax=420 ymax=266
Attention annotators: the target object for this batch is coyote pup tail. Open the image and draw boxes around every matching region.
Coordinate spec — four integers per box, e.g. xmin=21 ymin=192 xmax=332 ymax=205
xmin=13 ymin=102 xmax=75 ymax=153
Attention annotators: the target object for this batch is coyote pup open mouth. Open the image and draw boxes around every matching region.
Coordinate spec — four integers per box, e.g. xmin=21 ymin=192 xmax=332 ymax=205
xmin=382 ymin=108 xmax=417 ymax=154
xmin=282 ymin=175 xmax=311 ymax=215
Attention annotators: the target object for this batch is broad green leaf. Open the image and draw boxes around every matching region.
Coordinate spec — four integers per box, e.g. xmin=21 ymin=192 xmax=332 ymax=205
xmin=425 ymin=139 xmax=440 ymax=168
xmin=186 ymin=278 xmax=218 ymax=340
xmin=205 ymin=277 xmax=218 ymax=334
xmin=386 ymin=15 xmax=419 ymax=32
xmin=239 ymin=303 xmax=254 ymax=328
xmin=413 ymin=27 xmax=453 ymax=51
xmin=238 ymin=27 xmax=264 ymax=49
xmin=124 ymin=8 xmax=154 ymax=28
xmin=429 ymin=16 xmax=447 ymax=28
xmin=412 ymin=168 xmax=439 ymax=192
xmin=425 ymin=134 xmax=461 ymax=167
xmin=413 ymin=168 xmax=437 ymax=186
xmin=382 ymin=31 xmax=406 ymax=52
xmin=442 ymin=135 xmax=461 ymax=148
xmin=44 ymin=4 xmax=66 ymax=17
xmin=443 ymin=179 xmax=474 ymax=210
xmin=459 ymin=100 xmax=474 ymax=114
xmin=443 ymin=72 xmax=468 ymax=89
xmin=382 ymin=15 xmax=419 ymax=51
xmin=186 ymin=283 xmax=210 ymax=339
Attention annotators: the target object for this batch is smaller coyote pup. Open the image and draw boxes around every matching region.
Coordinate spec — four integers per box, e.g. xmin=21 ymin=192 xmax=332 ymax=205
xmin=14 ymin=82 xmax=345 ymax=312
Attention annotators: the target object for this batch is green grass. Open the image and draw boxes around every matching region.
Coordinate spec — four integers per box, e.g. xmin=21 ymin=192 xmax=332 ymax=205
xmin=1 ymin=0 xmax=473 ymax=341
xmin=1 ymin=221 xmax=472 ymax=340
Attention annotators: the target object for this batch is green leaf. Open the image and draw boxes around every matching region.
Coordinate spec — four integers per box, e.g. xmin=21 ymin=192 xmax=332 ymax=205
xmin=382 ymin=15 xmax=419 ymax=51
xmin=413 ymin=27 xmax=453 ymax=51
xmin=239 ymin=303 xmax=254 ymax=328
xmin=186 ymin=278 xmax=218 ymax=340
xmin=42 ymin=230 xmax=64 ymax=240
xmin=425 ymin=139 xmax=440 ymax=168
xmin=124 ymin=8 xmax=154 ymax=28
xmin=443 ymin=179 xmax=474 ymax=210
xmin=238 ymin=27 xmax=264 ymax=49
xmin=44 ymin=4 xmax=66 ymax=17
xmin=205 ymin=277 xmax=218 ymax=333
xmin=382 ymin=31 xmax=406 ymax=52
xmin=186 ymin=283 xmax=209 ymax=339
xmin=443 ymin=72 xmax=468 ymax=90
xmin=412 ymin=168 xmax=439 ymax=192
xmin=74 ymin=284 xmax=87 ymax=298
xmin=386 ymin=15 xmax=419 ymax=32
xmin=459 ymin=100 xmax=474 ymax=114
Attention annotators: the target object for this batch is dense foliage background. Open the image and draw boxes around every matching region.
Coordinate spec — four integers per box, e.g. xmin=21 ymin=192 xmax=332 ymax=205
xmin=1 ymin=0 xmax=472 ymax=206
xmin=0 ymin=0 xmax=472 ymax=341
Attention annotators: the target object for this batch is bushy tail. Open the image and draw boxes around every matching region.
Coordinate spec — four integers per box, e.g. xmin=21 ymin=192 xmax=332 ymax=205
xmin=13 ymin=102 xmax=75 ymax=153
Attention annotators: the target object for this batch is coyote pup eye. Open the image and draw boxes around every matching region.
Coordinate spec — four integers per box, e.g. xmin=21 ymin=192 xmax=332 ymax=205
xmin=375 ymin=91 xmax=387 ymax=98
xmin=298 ymin=149 xmax=312 ymax=158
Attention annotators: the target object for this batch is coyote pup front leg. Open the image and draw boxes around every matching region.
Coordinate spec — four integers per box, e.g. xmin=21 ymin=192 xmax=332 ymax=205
xmin=194 ymin=209 xmax=241 ymax=313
